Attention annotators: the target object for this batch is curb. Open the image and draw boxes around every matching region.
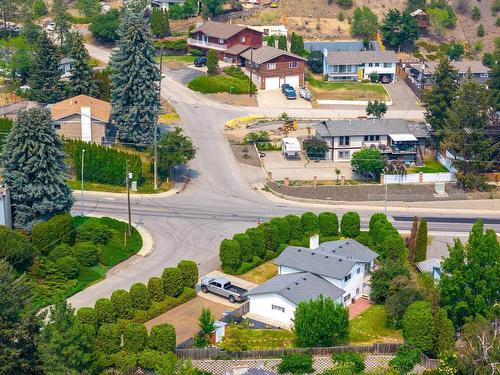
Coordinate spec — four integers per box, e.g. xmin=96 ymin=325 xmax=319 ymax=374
xmin=71 ymin=184 xmax=181 ymax=199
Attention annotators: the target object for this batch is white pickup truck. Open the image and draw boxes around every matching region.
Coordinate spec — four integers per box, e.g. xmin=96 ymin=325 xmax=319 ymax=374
xmin=200 ymin=277 xmax=247 ymax=303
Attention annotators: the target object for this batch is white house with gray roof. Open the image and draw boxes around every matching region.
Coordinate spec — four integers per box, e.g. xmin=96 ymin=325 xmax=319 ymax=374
xmin=245 ymin=239 xmax=378 ymax=326
xmin=322 ymin=50 xmax=398 ymax=82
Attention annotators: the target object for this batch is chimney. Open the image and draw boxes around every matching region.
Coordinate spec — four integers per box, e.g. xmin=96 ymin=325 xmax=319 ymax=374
xmin=309 ymin=234 xmax=319 ymax=249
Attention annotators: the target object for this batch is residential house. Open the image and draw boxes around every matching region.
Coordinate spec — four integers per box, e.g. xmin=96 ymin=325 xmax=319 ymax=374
xmin=246 ymin=237 xmax=378 ymax=326
xmin=322 ymin=50 xmax=398 ymax=82
xmin=245 ymin=25 xmax=287 ymax=37
xmin=60 ymin=57 xmax=75 ymax=78
xmin=240 ymin=46 xmax=307 ymax=89
xmin=305 ymin=40 xmax=379 ymax=53
xmin=402 ymin=60 xmax=491 ymax=90
xmin=50 ymin=95 xmax=115 ymax=145
xmin=410 ymin=9 xmax=429 ymax=30
xmin=151 ymin=0 xmax=187 ymax=10
xmin=188 ymin=21 xmax=263 ymax=62
xmin=314 ymin=118 xmax=430 ymax=163
xmin=416 ymin=259 xmax=443 ymax=281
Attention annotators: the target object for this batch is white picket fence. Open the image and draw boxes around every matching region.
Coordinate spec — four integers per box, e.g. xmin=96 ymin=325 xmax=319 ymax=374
xmin=383 ymin=172 xmax=455 ymax=185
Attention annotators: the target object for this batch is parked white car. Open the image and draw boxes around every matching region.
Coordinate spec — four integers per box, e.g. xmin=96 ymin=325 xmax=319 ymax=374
xmin=299 ymin=87 xmax=312 ymax=101
xmin=46 ymin=22 xmax=56 ymax=31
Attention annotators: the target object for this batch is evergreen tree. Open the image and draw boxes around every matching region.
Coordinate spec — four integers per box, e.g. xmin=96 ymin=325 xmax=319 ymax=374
xmin=406 ymin=216 xmax=419 ymax=264
xmin=422 ymin=60 xmax=459 ymax=137
xmin=267 ymin=35 xmax=276 ymax=47
xmin=110 ymin=12 xmax=161 ymax=144
xmin=351 ymin=6 xmax=378 ymax=39
xmin=1 ymin=108 xmax=73 ymax=231
xmin=206 ymin=49 xmax=218 ymax=75
xmin=290 ymin=33 xmax=304 ymax=56
xmin=68 ymin=33 xmax=98 ymax=97
xmin=0 ymin=260 xmax=42 ymax=373
xmin=488 ymin=45 xmax=500 ymax=111
xmin=51 ymin=0 xmax=70 ymax=46
xmin=414 ymin=219 xmax=427 ymax=263
xmin=38 ymin=301 xmax=96 ymax=374
xmin=278 ymin=35 xmax=287 ymax=51
xmin=29 ymin=31 xmax=63 ymax=104
xmin=380 ymin=9 xmax=418 ymax=51
xmin=151 ymin=8 xmax=171 ymax=38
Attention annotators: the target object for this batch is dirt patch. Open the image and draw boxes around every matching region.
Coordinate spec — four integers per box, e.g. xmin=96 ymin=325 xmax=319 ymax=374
xmin=0 ymin=92 xmax=22 ymax=106
xmin=230 ymin=144 xmax=262 ymax=167
xmin=310 ymin=87 xmax=388 ymax=101
xmin=206 ymin=92 xmax=258 ymax=106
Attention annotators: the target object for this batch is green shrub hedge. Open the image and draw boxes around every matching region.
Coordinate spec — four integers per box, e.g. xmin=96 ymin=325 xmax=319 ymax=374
xmin=318 ymin=212 xmax=339 ymax=236
xmin=123 ymin=323 xmax=148 ymax=353
xmin=111 ymin=289 xmax=134 ymax=320
xmin=0 ymin=225 xmax=34 ymax=267
xmin=177 ymin=260 xmax=199 ymax=289
xmin=32 ymin=213 xmax=74 ymax=254
xmin=76 ymin=221 xmax=113 ymax=244
xmin=95 ymin=298 xmax=117 ymax=324
xmin=220 ymin=239 xmax=242 ymax=273
xmin=340 ymin=212 xmax=361 ymax=238
xmin=133 ymin=288 xmax=197 ymax=323
xmin=65 ymin=139 xmax=144 ymax=186
xmin=56 ymin=256 xmax=80 ymax=279
xmin=147 ymin=277 xmax=165 ymax=302
xmin=74 ymin=242 xmax=99 ymax=266
xmin=129 ymin=283 xmax=152 ymax=310
xmin=148 ymin=323 xmax=176 ymax=353
xmin=331 ymin=351 xmax=365 ymax=373
xmin=278 ymin=352 xmax=314 ymax=374
xmin=301 ymin=212 xmax=319 ymax=234
xmin=162 ymin=267 xmax=184 ymax=297
xmin=48 ymin=243 xmax=72 ymax=261
xmin=76 ymin=307 xmax=98 ymax=332
xmin=97 ymin=323 xmax=122 ymax=354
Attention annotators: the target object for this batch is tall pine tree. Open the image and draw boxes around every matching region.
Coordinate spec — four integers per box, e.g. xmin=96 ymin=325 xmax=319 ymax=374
xmin=110 ymin=12 xmax=160 ymax=144
xmin=68 ymin=33 xmax=98 ymax=97
xmin=51 ymin=0 xmax=70 ymax=46
xmin=29 ymin=31 xmax=63 ymax=104
xmin=414 ymin=219 xmax=427 ymax=263
xmin=422 ymin=59 xmax=459 ymax=138
xmin=150 ymin=8 xmax=171 ymax=38
xmin=1 ymin=108 xmax=73 ymax=230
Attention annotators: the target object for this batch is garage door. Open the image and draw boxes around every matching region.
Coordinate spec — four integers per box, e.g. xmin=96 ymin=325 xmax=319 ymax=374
xmin=264 ymin=76 xmax=280 ymax=90
xmin=284 ymin=75 xmax=300 ymax=88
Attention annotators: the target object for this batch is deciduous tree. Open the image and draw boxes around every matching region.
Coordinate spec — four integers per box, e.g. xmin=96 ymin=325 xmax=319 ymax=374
xmin=351 ymin=7 xmax=378 ymax=39
xmin=151 ymin=8 xmax=171 ymax=38
xmin=351 ymin=148 xmax=384 ymax=179
xmin=366 ymin=100 xmax=388 ymax=118
xmin=380 ymin=9 xmax=419 ymax=51
xmin=89 ymin=9 xmax=121 ymax=44
xmin=385 ymin=276 xmax=424 ymax=328
xmin=51 ymin=0 xmax=70 ymax=46
xmin=153 ymin=127 xmax=197 ymax=179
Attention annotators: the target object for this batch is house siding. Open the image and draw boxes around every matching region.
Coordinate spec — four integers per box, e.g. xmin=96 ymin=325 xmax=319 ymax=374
xmin=55 ymin=113 xmax=107 ymax=144
xmin=189 ymin=28 xmax=262 ymax=59
xmin=248 ymin=293 xmax=297 ymax=326
xmin=245 ymin=55 xmax=306 ymax=89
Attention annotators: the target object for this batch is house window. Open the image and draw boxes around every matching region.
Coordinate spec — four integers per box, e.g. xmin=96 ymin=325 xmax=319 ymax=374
xmin=202 ymin=35 xmax=208 ymax=43
xmin=267 ymin=63 xmax=276 ymax=70
xmin=54 ymin=124 xmax=61 ymax=129
xmin=383 ymin=63 xmax=392 ymax=68
xmin=343 ymin=294 xmax=351 ymax=302
xmin=272 ymin=304 xmax=285 ymax=312
xmin=364 ymin=135 xmax=368 ymax=141
xmin=240 ymin=36 xmax=246 ymax=43
xmin=357 ymin=267 xmax=361 ymax=274
xmin=375 ymin=135 xmax=380 ymax=141
xmin=374 ymin=63 xmax=379 ymax=67
xmin=480 ymin=73 xmax=489 ymax=78
xmin=218 ymin=38 xmax=224 ymax=44
xmin=289 ymin=61 xmax=298 ymax=68
xmin=338 ymin=151 xmax=350 ymax=159
xmin=368 ymin=63 xmax=373 ymax=67
xmin=344 ymin=273 xmax=351 ymax=282
xmin=339 ymin=136 xmax=350 ymax=146
xmin=356 ymin=288 xmax=360 ymax=294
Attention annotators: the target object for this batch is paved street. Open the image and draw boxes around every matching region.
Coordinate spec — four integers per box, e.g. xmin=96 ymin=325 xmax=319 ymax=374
xmin=68 ymin=45 xmax=500 ymax=310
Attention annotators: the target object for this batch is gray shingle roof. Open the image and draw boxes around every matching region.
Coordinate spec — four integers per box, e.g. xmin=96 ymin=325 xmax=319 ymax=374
xmin=191 ymin=21 xmax=247 ymax=39
xmin=240 ymin=46 xmax=307 ymax=64
xmin=314 ymin=118 xmax=429 ymax=138
xmin=305 ymin=40 xmax=379 ymax=52
xmin=325 ymin=50 xmax=398 ymax=65
xmin=225 ymin=43 xmax=252 ymax=56
xmin=416 ymin=258 xmax=443 ymax=273
xmin=423 ymin=60 xmax=490 ymax=74
xmin=317 ymin=239 xmax=378 ymax=263
xmin=245 ymin=272 xmax=345 ymax=304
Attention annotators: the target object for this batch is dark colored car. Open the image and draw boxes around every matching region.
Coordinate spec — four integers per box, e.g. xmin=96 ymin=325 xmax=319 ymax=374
xmin=281 ymin=83 xmax=293 ymax=93
xmin=283 ymin=86 xmax=297 ymax=100
xmin=194 ymin=57 xmax=207 ymax=67
xmin=381 ymin=75 xmax=392 ymax=84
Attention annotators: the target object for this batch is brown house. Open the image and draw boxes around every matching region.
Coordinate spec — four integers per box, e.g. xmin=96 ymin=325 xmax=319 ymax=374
xmin=188 ymin=21 xmax=263 ymax=62
xmin=50 ymin=95 xmax=114 ymax=145
xmin=240 ymin=46 xmax=307 ymax=90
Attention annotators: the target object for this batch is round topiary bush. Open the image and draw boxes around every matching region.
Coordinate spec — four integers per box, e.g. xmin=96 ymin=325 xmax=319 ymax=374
xmin=47 ymin=243 xmax=72 ymax=261
xmin=233 ymin=233 xmax=254 ymax=262
xmin=148 ymin=323 xmax=176 ymax=353
xmin=161 ymin=267 xmax=184 ymax=297
xmin=245 ymin=227 xmax=266 ymax=259
xmin=113 ymin=351 xmax=137 ymax=374
xmin=219 ymin=239 xmax=242 ymax=273
xmin=270 ymin=217 xmax=291 ymax=245
xmin=301 ymin=212 xmax=319 ymax=234
xmin=0 ymin=225 xmax=34 ymax=268
xmin=177 ymin=260 xmax=199 ymax=289
xmin=110 ymin=289 xmax=134 ymax=320
xmin=284 ymin=215 xmax=304 ymax=240
xmin=55 ymin=256 xmax=79 ymax=279
xmin=341 ymin=212 xmax=361 ymax=238
xmin=76 ymin=221 xmax=113 ymax=245
xmin=129 ymin=282 xmax=152 ymax=310
xmin=138 ymin=349 xmax=167 ymax=370
xmin=123 ymin=323 xmax=148 ymax=353
xmin=76 ymin=307 xmax=98 ymax=332
xmin=147 ymin=277 xmax=165 ymax=302
xmin=97 ymin=323 xmax=121 ymax=354
xmin=318 ymin=212 xmax=339 ymax=237
xmin=331 ymin=351 xmax=365 ymax=373
xmin=402 ymin=301 xmax=435 ymax=354
xmin=74 ymin=242 xmax=99 ymax=266
xmin=94 ymin=298 xmax=117 ymax=324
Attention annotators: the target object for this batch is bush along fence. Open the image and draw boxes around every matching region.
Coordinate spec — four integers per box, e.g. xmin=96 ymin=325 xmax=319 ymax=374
xmin=219 ymin=211 xmax=364 ymax=275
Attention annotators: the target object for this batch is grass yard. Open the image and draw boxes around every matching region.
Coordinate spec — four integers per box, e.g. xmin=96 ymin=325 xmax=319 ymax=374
xmin=307 ymin=74 xmax=389 ymax=101
xmin=349 ymin=305 xmax=403 ymax=344
xmin=155 ymin=54 xmax=196 ymax=64
xmin=406 ymin=159 xmax=448 ymax=174
xmin=239 ymin=261 xmax=278 ymax=284
xmin=223 ymin=326 xmax=295 ymax=349
xmin=67 ymin=177 xmax=173 ymax=194
xmin=188 ymin=66 xmax=256 ymax=95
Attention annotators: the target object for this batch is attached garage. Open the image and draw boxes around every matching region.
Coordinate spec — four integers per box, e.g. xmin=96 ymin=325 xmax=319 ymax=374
xmin=283 ymin=75 xmax=300 ymax=88
xmin=264 ymin=76 xmax=280 ymax=90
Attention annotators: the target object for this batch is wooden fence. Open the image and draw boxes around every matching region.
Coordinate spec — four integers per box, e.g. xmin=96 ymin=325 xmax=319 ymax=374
xmin=420 ymin=352 xmax=438 ymax=369
xmin=175 ymin=343 xmax=401 ymax=360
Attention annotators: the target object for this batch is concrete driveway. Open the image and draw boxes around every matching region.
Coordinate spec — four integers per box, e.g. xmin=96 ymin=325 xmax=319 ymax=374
xmin=257 ymin=89 xmax=312 ymax=109
xmin=198 ymin=270 xmax=258 ymax=307
xmin=384 ymin=80 xmax=422 ymax=110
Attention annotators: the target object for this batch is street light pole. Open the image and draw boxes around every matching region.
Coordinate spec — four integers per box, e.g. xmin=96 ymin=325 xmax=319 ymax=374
xmin=81 ymin=149 xmax=85 ymax=216
xmin=154 ymin=45 xmax=164 ymax=191
xmin=126 ymin=160 xmax=132 ymax=236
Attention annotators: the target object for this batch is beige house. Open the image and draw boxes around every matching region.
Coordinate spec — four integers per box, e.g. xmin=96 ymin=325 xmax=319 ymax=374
xmin=50 ymin=95 xmax=114 ymax=144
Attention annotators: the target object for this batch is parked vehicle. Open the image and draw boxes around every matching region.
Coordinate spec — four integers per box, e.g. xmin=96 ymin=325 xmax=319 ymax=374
xmin=299 ymin=87 xmax=311 ymax=101
xmin=194 ymin=57 xmax=207 ymax=67
xmin=200 ymin=277 xmax=247 ymax=303
xmin=281 ymin=83 xmax=293 ymax=93
xmin=282 ymin=86 xmax=297 ymax=100
xmin=46 ymin=22 xmax=56 ymax=31
xmin=381 ymin=75 xmax=392 ymax=84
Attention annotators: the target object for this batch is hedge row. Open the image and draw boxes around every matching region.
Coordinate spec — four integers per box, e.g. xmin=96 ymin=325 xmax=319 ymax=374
xmin=77 ymin=260 xmax=198 ymax=326
xmin=64 ymin=139 xmax=144 ymax=186
xmin=153 ymin=38 xmax=188 ymax=51
xmin=219 ymin=211 xmax=361 ymax=274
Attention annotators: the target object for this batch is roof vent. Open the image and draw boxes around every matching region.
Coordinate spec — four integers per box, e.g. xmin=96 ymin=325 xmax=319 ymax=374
xmin=295 ymin=282 xmax=299 ymax=285
xmin=286 ymin=287 xmax=290 ymax=290
xmin=303 ymin=278 xmax=307 ymax=281
xmin=325 ymin=256 xmax=329 ymax=258
xmin=311 ymin=252 xmax=315 ymax=255
xmin=339 ymin=259 xmax=342 ymax=262
xmin=297 ymin=249 xmax=302 ymax=252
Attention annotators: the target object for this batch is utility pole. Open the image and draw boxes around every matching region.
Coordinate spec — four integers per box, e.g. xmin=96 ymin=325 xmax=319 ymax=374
xmin=81 ymin=149 xmax=85 ymax=216
xmin=126 ymin=160 xmax=132 ymax=236
xmin=249 ymin=47 xmax=253 ymax=97
xmin=154 ymin=45 xmax=164 ymax=191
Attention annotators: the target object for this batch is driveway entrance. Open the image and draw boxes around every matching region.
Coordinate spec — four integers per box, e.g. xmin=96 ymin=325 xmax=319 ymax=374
xmin=257 ymin=90 xmax=312 ymax=109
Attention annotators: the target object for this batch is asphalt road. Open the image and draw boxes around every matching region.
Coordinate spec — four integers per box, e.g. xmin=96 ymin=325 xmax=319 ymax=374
xmin=68 ymin=45 xmax=500 ymax=310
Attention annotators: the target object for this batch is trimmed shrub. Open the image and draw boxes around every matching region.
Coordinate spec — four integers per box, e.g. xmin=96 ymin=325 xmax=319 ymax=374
xmin=129 ymin=283 xmax=152 ymax=310
xmin=161 ymin=267 xmax=184 ymax=297
xmin=301 ymin=212 xmax=319 ymax=234
xmin=331 ymin=352 xmax=365 ymax=373
xmin=74 ymin=242 xmax=99 ymax=266
xmin=433 ymin=308 xmax=455 ymax=356
xmin=341 ymin=212 xmax=361 ymax=238
xmin=318 ymin=212 xmax=339 ymax=236
xmin=97 ymin=323 xmax=121 ymax=354
xmin=278 ymin=352 xmax=314 ymax=374
xmin=48 ymin=243 xmax=72 ymax=261
xmin=55 ymin=256 xmax=79 ymax=279
xmin=95 ymin=298 xmax=117 ymax=324
xmin=219 ymin=239 xmax=242 ymax=272
xmin=270 ymin=217 xmax=291 ymax=245
xmin=76 ymin=221 xmax=113 ymax=245
xmin=414 ymin=219 xmax=427 ymax=263
xmin=177 ymin=260 xmax=199 ymax=288
xmin=260 ymin=222 xmax=280 ymax=251
xmin=123 ymin=323 xmax=148 ymax=353
xmin=133 ymin=288 xmax=197 ymax=323
xmin=245 ymin=227 xmax=266 ymax=259
xmin=138 ymin=350 xmax=176 ymax=370
xmin=31 ymin=213 xmax=73 ymax=254
xmin=233 ymin=233 xmax=254 ymax=262
xmin=76 ymin=307 xmax=98 ymax=333
xmin=389 ymin=344 xmax=420 ymax=374
xmin=111 ymin=289 xmax=134 ymax=320
xmin=402 ymin=301 xmax=435 ymax=354
xmin=285 ymin=215 xmax=304 ymax=240
xmin=147 ymin=277 xmax=165 ymax=302
xmin=148 ymin=323 xmax=176 ymax=353
xmin=113 ymin=351 xmax=137 ymax=373
xmin=0 ymin=225 xmax=35 ymax=267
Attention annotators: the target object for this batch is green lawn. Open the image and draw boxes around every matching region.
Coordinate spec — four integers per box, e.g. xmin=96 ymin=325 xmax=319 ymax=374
xmin=224 ymin=326 xmax=295 ymax=349
xmin=188 ymin=66 xmax=256 ymax=95
xmin=155 ymin=54 xmax=196 ymax=64
xmin=406 ymin=159 xmax=448 ymax=173
xmin=307 ymin=73 xmax=389 ymax=101
xmin=349 ymin=305 xmax=403 ymax=344
xmin=67 ymin=179 xmax=172 ymax=194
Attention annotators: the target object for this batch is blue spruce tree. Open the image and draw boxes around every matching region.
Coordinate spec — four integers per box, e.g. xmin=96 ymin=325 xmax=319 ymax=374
xmin=110 ymin=12 xmax=161 ymax=144
xmin=1 ymin=108 xmax=73 ymax=230
xmin=68 ymin=32 xmax=98 ymax=97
